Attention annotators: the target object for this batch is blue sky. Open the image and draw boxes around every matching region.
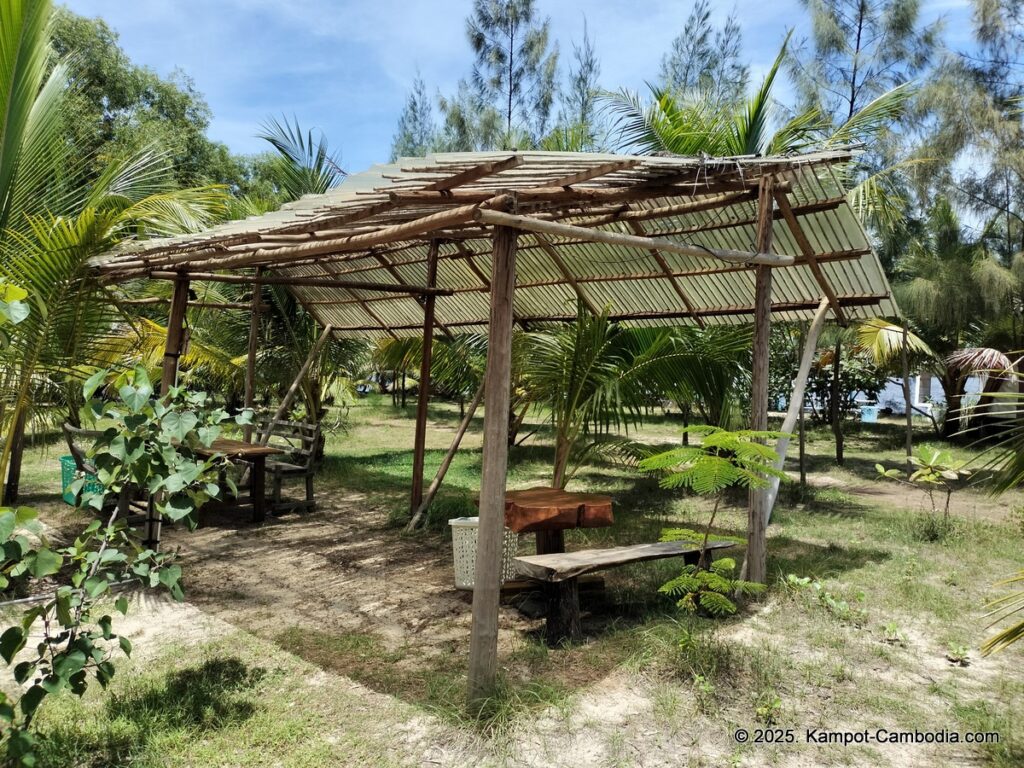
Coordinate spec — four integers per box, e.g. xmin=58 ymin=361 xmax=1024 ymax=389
xmin=62 ymin=1 xmax=975 ymax=173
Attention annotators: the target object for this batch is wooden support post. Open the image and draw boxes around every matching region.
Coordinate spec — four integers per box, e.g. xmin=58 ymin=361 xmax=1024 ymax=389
xmin=902 ymin=324 xmax=913 ymax=472
xmin=160 ymin=277 xmax=190 ymax=397
xmin=411 ymin=241 xmax=439 ymax=515
xmin=764 ymin=297 xmax=830 ymax=522
xmin=243 ymin=270 xmax=263 ymax=442
xmin=746 ymin=176 xmax=774 ymax=585
xmin=148 ymin=276 xmax=190 ymax=548
xmin=406 ymin=380 xmax=484 ymax=532
xmin=467 ymin=223 xmax=518 ymax=707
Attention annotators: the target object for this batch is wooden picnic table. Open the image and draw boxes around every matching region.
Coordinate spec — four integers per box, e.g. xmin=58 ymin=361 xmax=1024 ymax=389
xmin=195 ymin=438 xmax=283 ymax=522
xmin=503 ymin=487 xmax=614 ymax=645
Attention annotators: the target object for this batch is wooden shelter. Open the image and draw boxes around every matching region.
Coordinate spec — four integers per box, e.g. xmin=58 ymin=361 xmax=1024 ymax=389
xmin=92 ymin=149 xmax=895 ymax=703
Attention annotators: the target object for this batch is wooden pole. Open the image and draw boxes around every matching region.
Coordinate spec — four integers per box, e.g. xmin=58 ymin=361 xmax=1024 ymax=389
xmin=146 ymin=271 xmax=452 ymax=296
xmin=243 ymin=270 xmax=263 ymax=442
xmin=764 ymin=297 xmax=830 ymax=522
xmin=467 ymin=223 xmax=518 ymax=706
xmin=410 ymin=241 xmax=439 ymax=515
xmin=746 ymin=176 xmax=774 ymax=585
xmin=259 ymin=325 xmax=334 ymax=446
xmin=902 ymin=324 xmax=913 ymax=472
xmin=148 ymin=275 xmax=190 ymax=548
xmin=160 ymin=277 xmax=190 ymax=397
xmin=799 ymin=405 xmax=807 ymax=487
xmin=474 ymin=208 xmax=793 ymax=268
xmin=406 ymin=380 xmax=485 ymax=532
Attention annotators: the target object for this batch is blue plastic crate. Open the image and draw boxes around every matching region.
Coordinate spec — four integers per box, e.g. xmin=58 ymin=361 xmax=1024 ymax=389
xmin=60 ymin=455 xmax=103 ymax=506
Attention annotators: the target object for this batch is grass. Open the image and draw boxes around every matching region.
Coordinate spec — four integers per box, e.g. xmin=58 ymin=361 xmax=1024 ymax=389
xmin=29 ymin=634 xmax=416 ymax=768
xmin=8 ymin=394 xmax=1024 ymax=766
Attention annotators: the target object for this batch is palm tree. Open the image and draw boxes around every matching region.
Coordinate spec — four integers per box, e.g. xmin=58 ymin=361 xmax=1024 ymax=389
xmin=0 ymin=0 xmax=229 ymax=502
xmin=606 ymin=32 xmax=914 ymax=228
xmin=523 ymin=303 xmax=750 ymax=488
xmin=892 ymin=198 xmax=1012 ymax=437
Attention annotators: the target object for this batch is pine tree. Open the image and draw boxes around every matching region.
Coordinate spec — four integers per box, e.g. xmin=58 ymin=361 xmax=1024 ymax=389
xmin=390 ymin=75 xmax=435 ymax=161
xmin=554 ymin=21 xmax=605 ymax=150
xmin=793 ymin=0 xmax=939 ymax=124
xmin=465 ymin=0 xmax=559 ymax=143
xmin=659 ymin=1 xmax=749 ymax=105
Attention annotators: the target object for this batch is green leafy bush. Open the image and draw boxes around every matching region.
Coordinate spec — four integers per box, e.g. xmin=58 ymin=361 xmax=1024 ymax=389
xmin=659 ymin=557 xmax=765 ymax=616
xmin=0 ymin=367 xmax=250 ymax=764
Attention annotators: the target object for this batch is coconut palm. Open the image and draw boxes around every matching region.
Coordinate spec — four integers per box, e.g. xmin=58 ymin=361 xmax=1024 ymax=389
xmin=0 ymin=0 xmax=230 ymax=502
xmin=892 ymin=198 xmax=1013 ymax=436
xmin=606 ymin=32 xmax=914 ymax=229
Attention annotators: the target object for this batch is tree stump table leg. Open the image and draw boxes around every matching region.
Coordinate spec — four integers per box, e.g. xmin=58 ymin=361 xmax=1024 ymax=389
xmin=546 ymin=577 xmax=581 ymax=646
xmin=251 ymin=456 xmax=266 ymax=523
xmin=535 ymin=529 xmax=582 ymax=646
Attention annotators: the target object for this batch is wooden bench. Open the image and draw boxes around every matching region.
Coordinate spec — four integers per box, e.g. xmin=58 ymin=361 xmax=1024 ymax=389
xmin=514 ymin=540 xmax=734 ymax=645
xmin=256 ymin=417 xmax=322 ymax=514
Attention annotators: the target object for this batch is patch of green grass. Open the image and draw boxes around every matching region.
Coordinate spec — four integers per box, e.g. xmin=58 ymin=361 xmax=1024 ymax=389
xmin=29 ymin=634 xmax=413 ymax=768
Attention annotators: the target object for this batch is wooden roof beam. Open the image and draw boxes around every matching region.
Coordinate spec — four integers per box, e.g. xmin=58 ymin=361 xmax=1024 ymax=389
xmin=474 ymin=209 xmax=794 ymax=267
xmin=626 ymin=220 xmax=705 ymax=328
xmin=421 ymin=154 xmax=523 ymax=191
xmin=546 ymin=160 xmax=639 ymax=188
xmin=323 ymin=295 xmax=889 ymax=333
xmin=389 ymin=179 xmax=790 ymax=207
xmin=532 ymin=234 xmax=601 ymax=316
xmin=772 ymin=188 xmax=848 ymax=324
xmin=145 ymin=271 xmax=453 ymax=295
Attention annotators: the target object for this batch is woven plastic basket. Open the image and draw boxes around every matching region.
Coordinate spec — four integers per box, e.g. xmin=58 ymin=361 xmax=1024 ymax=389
xmin=60 ymin=455 xmax=103 ymax=506
xmin=448 ymin=516 xmax=519 ymax=590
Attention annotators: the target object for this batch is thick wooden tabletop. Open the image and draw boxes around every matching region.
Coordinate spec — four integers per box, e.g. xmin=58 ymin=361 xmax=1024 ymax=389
xmin=503 ymin=486 xmax=614 ymax=533
xmin=196 ymin=438 xmax=284 ymax=459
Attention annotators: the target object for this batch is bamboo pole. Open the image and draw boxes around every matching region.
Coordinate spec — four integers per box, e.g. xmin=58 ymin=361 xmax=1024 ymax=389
xmin=410 ymin=242 xmax=439 ymax=515
xmin=467 ymin=224 xmax=518 ymax=706
xmin=764 ymin=297 xmax=830 ymax=522
xmin=145 ymin=198 xmax=511 ymax=272
xmin=259 ymin=325 xmax=334 ymax=446
xmin=745 ymin=176 xmax=775 ymax=585
xmin=474 ymin=208 xmax=794 ymax=267
xmin=146 ymin=271 xmax=452 ymax=296
xmin=406 ymin=380 xmax=485 ymax=532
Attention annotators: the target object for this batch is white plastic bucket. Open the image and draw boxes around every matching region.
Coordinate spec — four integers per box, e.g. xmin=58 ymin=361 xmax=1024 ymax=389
xmin=448 ymin=516 xmax=519 ymax=590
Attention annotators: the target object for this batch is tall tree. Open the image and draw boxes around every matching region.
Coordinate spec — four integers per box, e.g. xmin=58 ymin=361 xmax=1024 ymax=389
xmin=921 ymin=0 xmax=1023 ymax=264
xmin=49 ymin=8 xmax=242 ymax=189
xmin=554 ymin=21 xmax=605 ymax=150
xmin=660 ymin=1 xmax=749 ymax=105
xmin=390 ymin=75 xmax=436 ymax=161
xmin=466 ymin=0 xmax=559 ymax=142
xmin=793 ymin=0 xmax=940 ymax=124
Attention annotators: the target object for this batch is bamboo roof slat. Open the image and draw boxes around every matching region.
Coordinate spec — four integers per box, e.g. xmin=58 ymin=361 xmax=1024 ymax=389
xmin=91 ymin=150 xmax=896 ymax=335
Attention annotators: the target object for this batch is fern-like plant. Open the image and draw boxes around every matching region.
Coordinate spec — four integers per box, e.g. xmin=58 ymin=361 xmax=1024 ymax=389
xmin=640 ymin=426 xmax=788 ymax=567
xmin=659 ymin=557 xmax=765 ymax=616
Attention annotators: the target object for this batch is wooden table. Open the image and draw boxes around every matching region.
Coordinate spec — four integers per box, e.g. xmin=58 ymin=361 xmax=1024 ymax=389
xmin=503 ymin=487 xmax=614 ymax=646
xmin=196 ymin=438 xmax=283 ymax=522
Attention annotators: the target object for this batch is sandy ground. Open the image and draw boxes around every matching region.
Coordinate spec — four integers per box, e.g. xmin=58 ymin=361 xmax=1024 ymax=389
xmin=95 ymin=481 xmax=1011 ymax=768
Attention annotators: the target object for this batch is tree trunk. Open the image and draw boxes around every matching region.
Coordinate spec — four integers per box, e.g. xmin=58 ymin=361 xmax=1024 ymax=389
xmin=3 ymin=409 xmax=27 ymax=505
xmin=830 ymin=338 xmax=844 ymax=466
xmin=552 ymin=433 xmax=571 ymax=489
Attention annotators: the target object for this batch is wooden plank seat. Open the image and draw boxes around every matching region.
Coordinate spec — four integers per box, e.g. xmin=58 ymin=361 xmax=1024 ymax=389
xmin=256 ymin=416 xmax=322 ymax=514
xmin=513 ymin=539 xmax=735 ymax=646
